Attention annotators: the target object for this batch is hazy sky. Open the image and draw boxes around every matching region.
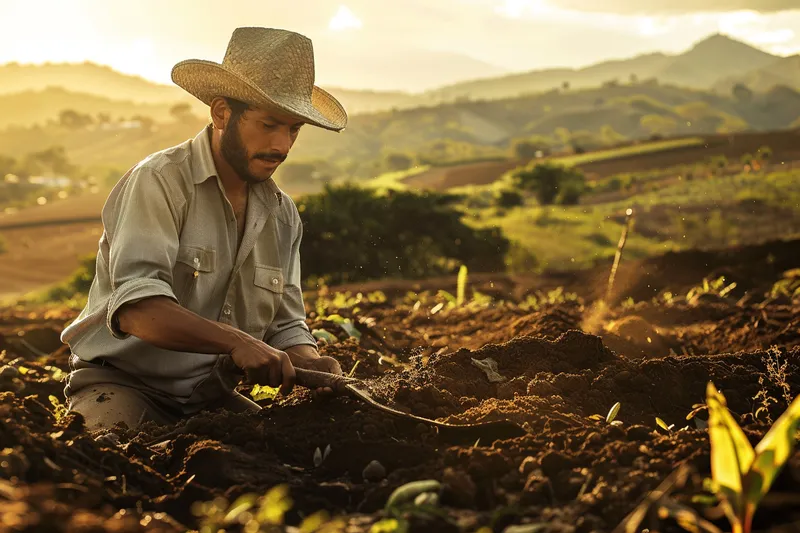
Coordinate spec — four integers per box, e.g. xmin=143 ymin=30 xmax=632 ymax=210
xmin=3 ymin=0 xmax=800 ymax=92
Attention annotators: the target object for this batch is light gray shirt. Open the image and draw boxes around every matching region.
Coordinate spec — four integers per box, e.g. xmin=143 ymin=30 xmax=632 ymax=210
xmin=61 ymin=125 xmax=316 ymax=407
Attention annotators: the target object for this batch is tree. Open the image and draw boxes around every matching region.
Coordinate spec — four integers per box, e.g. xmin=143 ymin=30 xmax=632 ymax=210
xmin=21 ymin=146 xmax=76 ymax=177
xmin=629 ymin=73 xmax=638 ymax=85
xmin=562 ymin=81 xmax=570 ymax=91
xmin=496 ymin=189 xmax=524 ymax=208
xmin=0 ymin=155 xmax=17 ymax=178
xmin=732 ymin=83 xmax=753 ymax=103
xmin=170 ymin=102 xmax=195 ymax=123
xmin=600 ymin=125 xmax=627 ymax=146
xmin=512 ymin=163 xmax=586 ymax=206
xmin=384 ymin=152 xmax=414 ymax=172
xmin=511 ymin=139 xmax=540 ymax=161
xmin=59 ymin=109 xmax=93 ymax=130
xmin=298 ymin=184 xmax=509 ymax=284
xmin=130 ymin=115 xmax=155 ymax=133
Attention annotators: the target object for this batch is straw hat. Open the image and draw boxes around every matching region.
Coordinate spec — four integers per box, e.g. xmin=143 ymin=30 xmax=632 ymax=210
xmin=171 ymin=27 xmax=347 ymax=132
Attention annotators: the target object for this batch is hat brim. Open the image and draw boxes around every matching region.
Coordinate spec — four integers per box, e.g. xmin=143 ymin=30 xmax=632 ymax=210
xmin=171 ymin=59 xmax=347 ymax=132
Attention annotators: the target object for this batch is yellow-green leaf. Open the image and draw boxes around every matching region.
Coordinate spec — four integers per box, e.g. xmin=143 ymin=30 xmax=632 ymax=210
xmin=746 ymin=393 xmax=800 ymax=504
xmin=606 ymin=401 xmax=621 ymax=424
xmin=257 ymin=484 xmax=292 ymax=525
xmin=223 ymin=493 xmax=257 ymax=523
xmin=456 ymin=265 xmax=468 ymax=307
xmin=370 ymin=518 xmax=407 ymax=533
xmin=706 ymin=383 xmax=754 ymax=505
xmin=300 ymin=510 xmax=331 ymax=532
xmin=250 ymin=384 xmax=279 ymax=402
xmin=656 ymin=417 xmax=670 ymax=431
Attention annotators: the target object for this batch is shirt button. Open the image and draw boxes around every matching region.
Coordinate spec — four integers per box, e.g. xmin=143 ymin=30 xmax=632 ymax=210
xmin=272 ymin=278 xmax=279 ymax=285
xmin=223 ymin=306 xmax=231 ymax=316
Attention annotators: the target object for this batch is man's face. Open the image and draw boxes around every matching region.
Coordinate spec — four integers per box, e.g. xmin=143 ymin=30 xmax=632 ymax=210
xmin=220 ymin=106 xmax=304 ymax=185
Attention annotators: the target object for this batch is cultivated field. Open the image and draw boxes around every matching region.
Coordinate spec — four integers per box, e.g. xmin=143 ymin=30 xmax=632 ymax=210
xmin=403 ymin=130 xmax=800 ymax=191
xmin=1 ymin=239 xmax=798 ymax=531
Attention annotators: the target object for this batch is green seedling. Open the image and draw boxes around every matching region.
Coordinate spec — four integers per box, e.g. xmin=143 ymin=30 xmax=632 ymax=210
xmin=192 ymin=484 xmax=293 ymax=532
xmin=704 ymin=382 xmax=800 ymax=533
xmin=48 ymin=395 xmax=68 ymax=422
xmin=656 ymin=417 xmax=674 ymax=433
xmin=686 ymin=276 xmax=737 ymax=303
xmin=312 ymin=329 xmax=339 ymax=345
xmin=588 ymin=401 xmax=623 ymax=426
xmin=456 ymin=264 xmax=468 ymax=307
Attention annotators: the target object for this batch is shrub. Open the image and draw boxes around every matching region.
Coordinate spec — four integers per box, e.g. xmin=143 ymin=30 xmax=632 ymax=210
xmin=45 ymin=254 xmax=97 ymax=301
xmin=298 ymin=184 xmax=509 ymax=285
xmin=495 ymin=190 xmax=524 ymax=208
xmin=512 ymin=163 xmax=587 ymax=206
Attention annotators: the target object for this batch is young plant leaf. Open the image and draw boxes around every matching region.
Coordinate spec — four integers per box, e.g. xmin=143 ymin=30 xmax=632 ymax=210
xmin=706 ymin=382 xmax=754 ymax=520
xmin=606 ymin=402 xmax=621 ymax=424
xmin=456 ymin=265 xmax=468 ymax=307
xmin=338 ymin=321 xmax=362 ymax=340
xmin=250 ymin=384 xmax=279 ymax=402
xmin=745 ymin=393 xmax=800 ymax=505
xmin=312 ymin=329 xmax=338 ymax=344
xmin=656 ymin=417 xmax=670 ymax=432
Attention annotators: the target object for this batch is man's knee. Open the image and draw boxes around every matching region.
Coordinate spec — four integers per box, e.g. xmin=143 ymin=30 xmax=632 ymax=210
xmin=68 ymin=384 xmax=178 ymax=431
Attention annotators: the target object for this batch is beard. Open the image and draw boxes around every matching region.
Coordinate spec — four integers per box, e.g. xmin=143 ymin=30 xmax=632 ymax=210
xmin=220 ymin=119 xmax=285 ymax=185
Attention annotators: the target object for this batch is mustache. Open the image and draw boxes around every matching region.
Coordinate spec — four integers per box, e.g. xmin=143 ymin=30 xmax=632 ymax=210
xmin=254 ymin=153 xmax=286 ymax=163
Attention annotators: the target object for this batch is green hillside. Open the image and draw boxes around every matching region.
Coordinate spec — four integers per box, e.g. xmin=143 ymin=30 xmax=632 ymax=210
xmin=2 ymin=81 xmax=799 ymax=188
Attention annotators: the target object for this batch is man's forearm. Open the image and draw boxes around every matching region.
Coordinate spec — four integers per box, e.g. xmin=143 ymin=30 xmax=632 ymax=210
xmin=117 ymin=296 xmax=249 ymax=354
xmin=285 ymin=344 xmax=319 ymax=360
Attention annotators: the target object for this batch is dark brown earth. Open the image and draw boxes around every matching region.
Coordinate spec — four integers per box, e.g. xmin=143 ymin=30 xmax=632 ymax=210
xmin=0 ymin=239 xmax=799 ymax=532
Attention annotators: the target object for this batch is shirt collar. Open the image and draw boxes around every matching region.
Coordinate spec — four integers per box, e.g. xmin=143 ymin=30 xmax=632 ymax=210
xmin=190 ymin=124 xmax=283 ymax=209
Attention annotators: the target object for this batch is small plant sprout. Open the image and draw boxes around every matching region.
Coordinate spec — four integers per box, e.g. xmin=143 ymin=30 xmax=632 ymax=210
xmin=656 ymin=417 xmax=674 ymax=433
xmin=705 ymin=382 xmax=800 ymax=533
xmin=607 ymin=402 xmax=623 ymax=425
xmin=456 ymin=264 xmax=468 ymax=307
xmin=588 ymin=401 xmax=623 ymax=426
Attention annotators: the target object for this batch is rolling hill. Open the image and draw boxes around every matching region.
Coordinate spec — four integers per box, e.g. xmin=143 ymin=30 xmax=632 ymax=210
xmin=0 ymin=62 xmax=422 ymax=122
xmin=2 ymin=81 xmax=799 ymax=181
xmin=427 ymin=34 xmax=782 ymax=102
xmin=714 ymin=54 xmax=800 ymax=94
xmin=0 ymin=32 xmax=794 ymax=130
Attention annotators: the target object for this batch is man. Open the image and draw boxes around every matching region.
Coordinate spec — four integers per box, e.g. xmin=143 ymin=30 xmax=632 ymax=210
xmin=60 ymin=27 xmax=347 ymax=431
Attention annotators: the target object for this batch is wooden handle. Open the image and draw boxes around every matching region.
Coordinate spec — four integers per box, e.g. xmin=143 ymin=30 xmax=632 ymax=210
xmin=294 ymin=368 xmax=355 ymax=395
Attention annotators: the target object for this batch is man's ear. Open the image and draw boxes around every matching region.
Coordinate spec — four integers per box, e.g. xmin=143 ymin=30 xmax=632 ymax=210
xmin=209 ymin=97 xmax=228 ymax=130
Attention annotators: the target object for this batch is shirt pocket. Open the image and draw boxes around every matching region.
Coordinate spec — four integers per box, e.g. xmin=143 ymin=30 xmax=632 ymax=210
xmin=249 ymin=263 xmax=284 ymax=335
xmin=174 ymin=245 xmax=216 ymax=305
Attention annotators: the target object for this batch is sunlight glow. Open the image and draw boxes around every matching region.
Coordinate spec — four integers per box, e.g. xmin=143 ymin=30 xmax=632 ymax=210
xmin=328 ymin=5 xmax=363 ymax=32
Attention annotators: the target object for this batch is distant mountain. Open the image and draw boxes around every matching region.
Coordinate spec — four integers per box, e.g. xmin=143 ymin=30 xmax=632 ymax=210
xmin=0 ymin=32 xmax=789 ymax=127
xmin=0 ymin=62 xmax=192 ymax=104
xmin=714 ymin=55 xmax=800 ymax=94
xmin=657 ymin=34 xmax=779 ymax=88
xmin=0 ymin=87 xmax=181 ymax=129
xmin=0 ymin=62 xmax=424 ymax=121
xmin=428 ymin=34 xmax=780 ymax=103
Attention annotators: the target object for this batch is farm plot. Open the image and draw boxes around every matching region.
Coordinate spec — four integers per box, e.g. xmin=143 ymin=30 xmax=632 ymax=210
xmin=0 ymin=241 xmax=799 ymax=532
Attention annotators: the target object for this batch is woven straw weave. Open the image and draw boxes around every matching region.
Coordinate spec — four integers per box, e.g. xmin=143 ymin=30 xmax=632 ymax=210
xmin=172 ymin=27 xmax=347 ymax=132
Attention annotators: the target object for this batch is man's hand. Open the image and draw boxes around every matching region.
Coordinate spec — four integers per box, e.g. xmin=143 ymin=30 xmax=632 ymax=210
xmin=285 ymin=344 xmax=342 ymax=397
xmin=229 ymin=335 xmax=296 ymax=395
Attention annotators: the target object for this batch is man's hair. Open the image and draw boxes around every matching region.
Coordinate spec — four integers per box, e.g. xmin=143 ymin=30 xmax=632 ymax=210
xmin=224 ymin=97 xmax=250 ymax=123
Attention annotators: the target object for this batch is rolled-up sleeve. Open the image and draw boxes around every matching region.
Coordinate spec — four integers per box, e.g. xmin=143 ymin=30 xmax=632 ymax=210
xmin=105 ymin=166 xmax=183 ymax=339
xmin=264 ymin=221 xmax=316 ymax=350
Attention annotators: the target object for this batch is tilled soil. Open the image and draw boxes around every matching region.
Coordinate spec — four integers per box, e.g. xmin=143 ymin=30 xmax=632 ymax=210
xmin=1 ymin=243 xmax=799 ymax=532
